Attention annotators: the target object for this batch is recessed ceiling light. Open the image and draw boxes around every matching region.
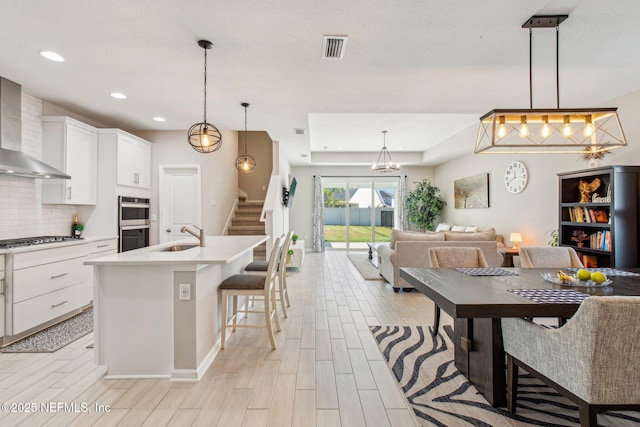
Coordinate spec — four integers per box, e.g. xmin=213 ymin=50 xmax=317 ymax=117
xmin=40 ymin=51 xmax=65 ymax=62
xmin=337 ymin=147 xmax=343 ymax=150
xmin=398 ymin=147 xmax=406 ymax=150
xmin=153 ymin=117 xmax=166 ymax=122
xmin=110 ymin=92 xmax=127 ymax=100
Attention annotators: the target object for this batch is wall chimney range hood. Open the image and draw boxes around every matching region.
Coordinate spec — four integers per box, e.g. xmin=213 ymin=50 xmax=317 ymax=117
xmin=0 ymin=77 xmax=70 ymax=179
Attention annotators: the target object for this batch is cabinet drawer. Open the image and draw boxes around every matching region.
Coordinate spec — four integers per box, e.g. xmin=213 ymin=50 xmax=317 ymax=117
xmin=13 ymin=282 xmax=91 ymax=334
xmin=88 ymin=239 xmax=118 ymax=255
xmin=13 ymin=244 xmax=89 ymax=270
xmin=13 ymin=257 xmax=89 ymax=303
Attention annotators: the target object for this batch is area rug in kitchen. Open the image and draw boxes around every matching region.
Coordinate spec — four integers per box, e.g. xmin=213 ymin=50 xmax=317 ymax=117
xmin=2 ymin=307 xmax=93 ymax=353
xmin=347 ymin=253 xmax=385 ymax=280
xmin=370 ymin=325 xmax=640 ymax=426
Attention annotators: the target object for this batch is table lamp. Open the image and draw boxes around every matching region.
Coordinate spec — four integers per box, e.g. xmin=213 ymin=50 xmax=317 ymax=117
xmin=509 ymin=232 xmax=523 ymax=250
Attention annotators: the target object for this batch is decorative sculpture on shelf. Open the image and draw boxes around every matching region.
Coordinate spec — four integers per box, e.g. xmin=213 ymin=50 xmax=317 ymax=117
xmin=578 ymin=177 xmax=601 ymax=203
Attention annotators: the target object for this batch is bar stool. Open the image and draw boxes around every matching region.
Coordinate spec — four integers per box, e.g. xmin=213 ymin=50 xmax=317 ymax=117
xmin=220 ymin=237 xmax=282 ymax=350
xmin=244 ymin=230 xmax=293 ymax=317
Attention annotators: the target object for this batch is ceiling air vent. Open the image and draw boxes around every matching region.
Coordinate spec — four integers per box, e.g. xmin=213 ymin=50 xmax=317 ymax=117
xmin=294 ymin=128 xmax=305 ymax=135
xmin=322 ymin=36 xmax=348 ymax=59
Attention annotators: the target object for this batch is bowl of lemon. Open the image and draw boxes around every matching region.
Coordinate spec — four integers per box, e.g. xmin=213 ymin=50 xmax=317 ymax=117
xmin=542 ymin=269 xmax=612 ymax=287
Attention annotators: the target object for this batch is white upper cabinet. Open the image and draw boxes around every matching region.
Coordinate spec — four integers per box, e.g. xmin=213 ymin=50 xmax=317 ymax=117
xmin=116 ymin=133 xmax=151 ymax=189
xmin=42 ymin=116 xmax=98 ymax=205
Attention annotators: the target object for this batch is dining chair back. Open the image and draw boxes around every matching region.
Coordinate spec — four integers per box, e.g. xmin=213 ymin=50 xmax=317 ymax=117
xmin=219 ymin=237 xmax=282 ymax=350
xmin=427 ymin=247 xmax=489 ymax=336
xmin=518 ymin=246 xmax=584 ymax=268
xmin=502 ymin=296 xmax=640 ymax=426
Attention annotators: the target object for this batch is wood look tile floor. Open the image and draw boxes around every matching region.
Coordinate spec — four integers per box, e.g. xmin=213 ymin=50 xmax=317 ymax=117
xmin=0 ymin=251 xmax=435 ymax=427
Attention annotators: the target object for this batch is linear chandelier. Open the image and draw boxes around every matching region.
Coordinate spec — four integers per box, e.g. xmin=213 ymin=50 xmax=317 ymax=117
xmin=188 ymin=40 xmax=222 ymax=153
xmin=475 ymin=15 xmax=627 ymax=155
xmin=372 ymin=130 xmax=399 ymax=173
xmin=235 ymin=102 xmax=256 ymax=173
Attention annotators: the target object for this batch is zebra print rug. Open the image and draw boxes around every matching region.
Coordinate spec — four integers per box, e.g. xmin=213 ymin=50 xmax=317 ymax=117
xmin=371 ymin=325 xmax=640 ymax=426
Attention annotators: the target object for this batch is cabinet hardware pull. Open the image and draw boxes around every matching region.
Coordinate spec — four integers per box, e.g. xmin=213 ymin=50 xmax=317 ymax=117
xmin=96 ymin=244 xmax=109 ymax=248
xmin=50 ymin=273 xmax=68 ymax=279
xmin=51 ymin=300 xmax=69 ymax=308
xmin=67 ymin=186 xmax=72 ymax=200
xmin=134 ymin=172 xmax=140 ymax=184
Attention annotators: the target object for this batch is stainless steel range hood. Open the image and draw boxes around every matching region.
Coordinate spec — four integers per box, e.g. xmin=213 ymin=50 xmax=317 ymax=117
xmin=0 ymin=77 xmax=70 ymax=179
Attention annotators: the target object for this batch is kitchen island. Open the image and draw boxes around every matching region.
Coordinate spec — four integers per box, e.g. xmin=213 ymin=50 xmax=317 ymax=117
xmin=85 ymin=235 xmax=268 ymax=381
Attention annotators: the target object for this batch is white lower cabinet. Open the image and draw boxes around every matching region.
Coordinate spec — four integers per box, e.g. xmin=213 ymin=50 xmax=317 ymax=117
xmin=10 ymin=243 xmax=90 ymax=335
xmin=13 ymin=282 xmax=91 ymax=334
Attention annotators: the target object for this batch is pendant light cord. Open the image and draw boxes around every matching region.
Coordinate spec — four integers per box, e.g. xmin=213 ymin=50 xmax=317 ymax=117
xmin=244 ymin=105 xmax=248 ymax=155
xmin=528 ymin=20 xmax=562 ymax=109
xmin=556 ymin=24 xmax=560 ymax=109
xmin=529 ymin=26 xmax=532 ymax=109
xmin=203 ymin=48 xmax=208 ymax=123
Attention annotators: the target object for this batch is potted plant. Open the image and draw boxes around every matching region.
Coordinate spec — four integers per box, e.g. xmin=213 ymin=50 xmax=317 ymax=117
xmin=406 ymin=179 xmax=446 ymax=232
xmin=291 ymin=234 xmax=299 ymax=245
xmin=287 ymin=249 xmax=294 ymax=264
xmin=547 ymin=229 xmax=559 ymax=246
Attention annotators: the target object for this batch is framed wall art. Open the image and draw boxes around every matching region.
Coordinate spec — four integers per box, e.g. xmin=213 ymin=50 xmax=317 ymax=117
xmin=454 ymin=173 xmax=489 ymax=209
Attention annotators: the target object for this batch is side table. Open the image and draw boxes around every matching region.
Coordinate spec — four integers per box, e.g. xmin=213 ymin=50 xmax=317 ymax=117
xmin=498 ymin=247 xmax=519 ymax=267
xmin=287 ymin=239 xmax=305 ymax=269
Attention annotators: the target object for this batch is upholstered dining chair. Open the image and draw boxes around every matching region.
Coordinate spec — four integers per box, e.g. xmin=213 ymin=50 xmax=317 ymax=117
xmin=427 ymin=247 xmax=489 ymax=336
xmin=518 ymin=246 xmax=584 ymax=268
xmin=244 ymin=230 xmax=294 ymax=317
xmin=219 ymin=237 xmax=282 ymax=350
xmin=502 ymin=296 xmax=640 ymax=427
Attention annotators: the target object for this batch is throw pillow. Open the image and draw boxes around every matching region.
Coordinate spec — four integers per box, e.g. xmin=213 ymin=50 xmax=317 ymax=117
xmin=435 ymin=223 xmax=452 ymax=232
xmin=450 ymin=225 xmax=466 ymax=232
xmin=390 ymin=229 xmax=445 ymax=249
xmin=465 ymin=226 xmax=479 ymax=232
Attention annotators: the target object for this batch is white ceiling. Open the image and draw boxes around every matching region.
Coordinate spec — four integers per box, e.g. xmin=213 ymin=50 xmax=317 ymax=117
xmin=1 ymin=0 xmax=639 ymax=166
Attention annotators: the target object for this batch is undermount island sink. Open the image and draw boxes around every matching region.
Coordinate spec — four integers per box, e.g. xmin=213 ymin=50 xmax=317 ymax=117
xmin=157 ymin=244 xmax=199 ymax=252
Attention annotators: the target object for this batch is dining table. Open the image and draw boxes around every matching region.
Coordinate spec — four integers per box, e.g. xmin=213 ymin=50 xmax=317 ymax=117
xmin=399 ymin=266 xmax=640 ymax=407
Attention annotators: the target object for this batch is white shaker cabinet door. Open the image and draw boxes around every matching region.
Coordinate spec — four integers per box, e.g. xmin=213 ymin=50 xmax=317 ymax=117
xmin=117 ymin=135 xmax=151 ymax=189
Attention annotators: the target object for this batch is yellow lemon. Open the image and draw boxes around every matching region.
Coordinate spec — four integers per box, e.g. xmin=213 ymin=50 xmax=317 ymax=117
xmin=590 ymin=272 xmax=607 ymax=283
xmin=576 ymin=269 xmax=591 ymax=281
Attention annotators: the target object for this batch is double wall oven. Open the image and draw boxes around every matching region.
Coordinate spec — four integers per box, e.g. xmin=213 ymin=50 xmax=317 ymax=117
xmin=118 ymin=196 xmax=150 ymax=252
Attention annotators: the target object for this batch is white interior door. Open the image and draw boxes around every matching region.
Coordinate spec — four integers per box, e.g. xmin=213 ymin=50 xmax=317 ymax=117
xmin=159 ymin=165 xmax=202 ymax=243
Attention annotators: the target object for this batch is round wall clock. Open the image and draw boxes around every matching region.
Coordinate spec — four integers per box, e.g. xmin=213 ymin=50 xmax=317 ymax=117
xmin=504 ymin=161 xmax=528 ymax=194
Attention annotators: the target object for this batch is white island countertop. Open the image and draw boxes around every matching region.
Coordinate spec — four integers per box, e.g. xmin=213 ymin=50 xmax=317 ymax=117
xmin=85 ymin=235 xmax=268 ymax=266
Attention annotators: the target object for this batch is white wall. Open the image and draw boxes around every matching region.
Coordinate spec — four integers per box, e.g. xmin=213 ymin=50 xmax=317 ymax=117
xmin=136 ymin=130 xmax=239 ymax=244
xmin=434 ymin=87 xmax=640 ymax=246
xmin=288 ymin=165 xmax=435 ymax=249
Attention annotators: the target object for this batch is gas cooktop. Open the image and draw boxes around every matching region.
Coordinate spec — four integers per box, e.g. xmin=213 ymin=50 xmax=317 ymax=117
xmin=0 ymin=236 xmax=83 ymax=249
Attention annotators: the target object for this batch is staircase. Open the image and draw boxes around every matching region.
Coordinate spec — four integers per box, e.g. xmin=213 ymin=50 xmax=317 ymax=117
xmin=228 ymin=200 xmax=266 ymax=261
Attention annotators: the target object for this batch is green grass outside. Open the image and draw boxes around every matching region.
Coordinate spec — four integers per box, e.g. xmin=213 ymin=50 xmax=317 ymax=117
xmin=324 ymin=225 xmax=392 ymax=242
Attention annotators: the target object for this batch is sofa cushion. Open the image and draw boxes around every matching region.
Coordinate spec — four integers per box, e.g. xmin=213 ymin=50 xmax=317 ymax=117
xmin=444 ymin=230 xmax=496 ymax=241
xmin=390 ymin=229 xmax=444 ymax=249
xmin=434 ymin=223 xmax=452 ymax=232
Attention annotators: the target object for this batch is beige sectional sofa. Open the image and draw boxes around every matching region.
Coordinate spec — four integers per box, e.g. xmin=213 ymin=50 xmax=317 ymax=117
xmin=377 ymin=229 xmax=504 ymax=292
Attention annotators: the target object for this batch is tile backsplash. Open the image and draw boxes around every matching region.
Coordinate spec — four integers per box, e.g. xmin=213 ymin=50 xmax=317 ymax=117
xmin=0 ymin=93 xmax=90 ymax=239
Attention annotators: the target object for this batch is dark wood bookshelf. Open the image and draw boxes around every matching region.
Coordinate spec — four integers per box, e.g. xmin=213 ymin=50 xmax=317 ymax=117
xmin=558 ymin=165 xmax=640 ymax=268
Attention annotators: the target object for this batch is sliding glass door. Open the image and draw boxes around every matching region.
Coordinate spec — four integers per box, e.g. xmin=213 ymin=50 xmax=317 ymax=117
xmin=322 ymin=177 xmax=398 ymax=250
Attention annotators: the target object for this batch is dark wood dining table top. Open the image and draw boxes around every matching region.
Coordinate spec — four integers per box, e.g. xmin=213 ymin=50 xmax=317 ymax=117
xmin=400 ymin=267 xmax=640 ymax=320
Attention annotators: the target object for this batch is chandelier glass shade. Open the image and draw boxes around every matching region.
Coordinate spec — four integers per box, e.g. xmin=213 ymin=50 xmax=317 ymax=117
xmin=372 ymin=130 xmax=399 ymax=173
xmin=188 ymin=40 xmax=222 ymax=154
xmin=475 ymin=15 xmax=627 ymax=155
xmin=235 ymin=102 xmax=256 ymax=174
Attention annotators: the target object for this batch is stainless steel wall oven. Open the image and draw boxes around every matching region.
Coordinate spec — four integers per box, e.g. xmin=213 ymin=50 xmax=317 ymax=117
xmin=118 ymin=196 xmax=150 ymax=252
